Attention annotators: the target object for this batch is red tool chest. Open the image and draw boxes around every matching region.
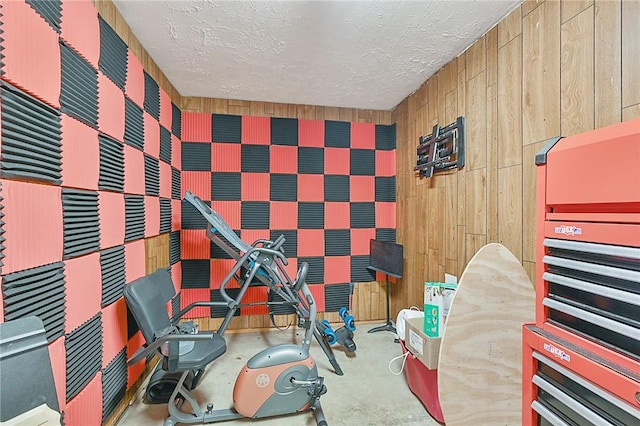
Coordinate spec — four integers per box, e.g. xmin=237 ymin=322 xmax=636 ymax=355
xmin=523 ymin=118 xmax=640 ymax=425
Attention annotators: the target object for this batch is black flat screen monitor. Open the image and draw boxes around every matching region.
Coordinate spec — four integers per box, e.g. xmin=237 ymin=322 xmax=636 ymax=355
xmin=368 ymin=239 xmax=404 ymax=279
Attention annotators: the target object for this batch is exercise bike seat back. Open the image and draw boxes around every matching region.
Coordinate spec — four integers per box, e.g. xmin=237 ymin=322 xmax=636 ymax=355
xmin=124 ymin=269 xmax=227 ymax=373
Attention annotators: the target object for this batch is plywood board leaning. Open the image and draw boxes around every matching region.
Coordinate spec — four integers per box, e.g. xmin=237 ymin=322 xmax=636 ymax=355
xmin=438 ymin=243 xmax=535 ymax=426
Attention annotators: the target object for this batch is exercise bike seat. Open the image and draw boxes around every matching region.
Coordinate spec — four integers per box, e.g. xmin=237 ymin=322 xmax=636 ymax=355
xmin=125 ymin=269 xmax=227 ymax=373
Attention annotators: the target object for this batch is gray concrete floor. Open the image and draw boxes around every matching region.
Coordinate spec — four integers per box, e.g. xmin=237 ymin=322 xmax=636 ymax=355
xmin=117 ymin=323 xmax=442 ymax=426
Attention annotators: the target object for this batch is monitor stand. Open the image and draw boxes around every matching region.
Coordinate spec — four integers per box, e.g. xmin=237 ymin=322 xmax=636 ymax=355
xmin=368 ymin=273 xmax=396 ymax=334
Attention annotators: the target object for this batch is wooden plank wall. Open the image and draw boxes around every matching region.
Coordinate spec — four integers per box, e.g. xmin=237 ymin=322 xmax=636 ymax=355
xmin=392 ymin=0 xmax=640 ymax=314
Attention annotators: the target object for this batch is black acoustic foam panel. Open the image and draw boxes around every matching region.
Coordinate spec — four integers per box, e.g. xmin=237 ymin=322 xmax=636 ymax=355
xmin=350 ymin=255 xmax=375 ymax=282
xmin=62 ymin=189 xmax=100 ymax=259
xmin=0 ymin=181 xmax=4 ymax=271
xmin=124 ymin=195 xmax=145 ymax=241
xmin=376 ymin=228 xmax=396 ymax=242
xmin=297 ymin=256 xmax=324 ymax=284
xmin=1 ymin=262 xmax=66 ymax=342
xmin=270 ymin=174 xmax=297 ymax=202
xmin=325 ymin=121 xmax=350 ymax=148
xmin=298 ymin=147 xmax=324 ymax=174
xmin=124 ymin=98 xmax=144 ymax=150
xmin=324 ymin=229 xmax=350 ymax=256
xmin=271 ymin=117 xmax=298 ymax=146
xmin=98 ymin=16 xmax=127 ymax=90
xmin=270 ymin=230 xmax=297 ymax=258
xmin=212 ymin=114 xmax=241 ymax=143
xmin=350 ymin=149 xmax=375 ymax=176
xmin=170 ymin=231 xmax=180 ymax=265
xmin=144 ymin=154 xmax=159 ymax=196
xmin=101 ymin=349 xmax=127 ymax=421
xmin=171 ymin=167 xmax=181 ymax=199
xmin=324 ymin=175 xmax=350 ymax=202
xmin=159 ymin=198 xmax=172 ymax=234
xmin=241 ymin=202 xmax=269 ymax=229
xmin=65 ymin=313 xmax=103 ymax=401
xmin=181 ymin=259 xmax=210 ymax=289
xmin=181 ymin=200 xmax=208 ymax=230
xmin=171 ymin=102 xmax=181 ymax=138
xmin=211 ymin=172 xmax=241 ymax=201
xmin=182 ymin=143 xmax=211 ymax=171
xmin=159 ymin=126 xmax=172 ymax=163
xmin=100 ymin=245 xmax=125 ymax=307
xmin=375 ymin=176 xmax=396 ymax=202
xmin=210 ymin=288 xmax=240 ymax=318
xmin=0 ymin=82 xmax=62 ymax=184
xmin=98 ymin=133 xmax=124 ymax=192
xmin=143 ymin=71 xmax=159 ymax=120
xmin=126 ymin=305 xmax=139 ymax=339
xmin=241 ymin=145 xmax=269 ymax=173
xmin=350 ymin=202 xmax=375 ymax=228
xmin=324 ymin=283 xmax=351 ymax=312
xmin=375 ymin=123 xmax=397 ymax=150
xmin=60 ymin=41 xmax=98 ymax=127
xmin=298 ymin=202 xmax=324 ymax=229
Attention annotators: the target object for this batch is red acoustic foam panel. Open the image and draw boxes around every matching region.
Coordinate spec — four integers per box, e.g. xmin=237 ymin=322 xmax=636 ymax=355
xmin=145 ymin=196 xmax=160 ymax=238
xmin=270 ymin=145 xmax=298 ymax=174
xmin=270 ymin=201 xmax=298 ymax=229
xmin=126 ymin=332 xmax=146 ymax=388
xmin=182 ymin=112 xmax=212 ymax=143
xmin=101 ymin=298 xmax=128 ymax=368
xmin=325 ymin=202 xmax=350 ymax=229
xmin=212 ymin=143 xmax=241 ymax=172
xmin=308 ymin=284 xmax=325 ymax=312
xmin=171 ymin=134 xmax=181 ymax=169
xmin=181 ymin=230 xmax=209 ymax=259
xmin=172 ymin=199 xmax=181 ymax=231
xmin=125 ymin=50 xmax=145 ymax=108
xmin=299 ymin=120 xmax=324 ymax=147
xmin=351 ymin=228 xmax=376 ymax=256
xmin=98 ymin=73 xmax=125 ymax=142
xmin=351 ymin=122 xmax=375 ymax=149
xmin=125 ymin=240 xmax=146 ymax=283
xmin=1 ymin=180 xmax=63 ymax=274
xmin=48 ymin=337 xmax=67 ymax=412
xmin=64 ymin=253 xmax=102 ymax=333
xmin=159 ymin=88 xmax=172 ymax=130
xmin=376 ymin=150 xmax=396 ymax=177
xmin=159 ymin=161 xmax=172 ymax=199
xmin=143 ymin=112 xmax=160 ymax=158
xmin=65 ymin=373 xmax=103 ymax=426
xmin=297 ymin=229 xmax=324 ymax=257
xmin=241 ymin=116 xmax=270 ymax=145
xmin=61 ymin=114 xmax=100 ymax=190
xmin=98 ymin=191 xmax=125 ymax=249
xmin=60 ymin=0 xmax=100 ymax=69
xmin=171 ymin=262 xmax=182 ymax=291
xmin=242 ymin=286 xmax=269 ymax=315
xmin=350 ymin=176 xmax=375 ymax=202
xmin=240 ymin=229 xmax=270 ymax=247
xmin=210 ymin=259 xmax=236 ymax=290
xmin=180 ymin=289 xmax=210 ymax=318
xmin=1 ymin=0 xmax=61 ymax=108
xmin=375 ymin=202 xmax=396 ymax=228
xmin=124 ymin=144 xmax=145 ymax=195
xmin=182 ymin=171 xmax=211 ymax=200
xmin=297 ymin=174 xmax=325 ymax=202
xmin=211 ymin=201 xmax=241 ymax=229
xmin=241 ymin=172 xmax=270 ymax=201
xmin=324 ymin=148 xmax=350 ymax=175
xmin=324 ymin=256 xmax=351 ymax=285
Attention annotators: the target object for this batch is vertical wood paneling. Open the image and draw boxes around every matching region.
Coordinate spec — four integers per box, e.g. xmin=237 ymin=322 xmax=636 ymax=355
xmin=498 ymin=6 xmax=522 ymax=47
xmin=394 ymin=0 xmax=629 ymax=313
xmin=522 ymin=0 xmax=561 ymax=145
xmin=498 ymin=165 xmax=523 ymax=260
xmin=562 ymin=0 xmax=593 ymax=23
xmin=622 ymin=0 xmax=640 ymax=109
xmin=561 ymin=6 xmax=595 ymax=136
xmin=595 ymin=0 xmax=622 ymax=128
xmin=466 ymin=71 xmax=487 ymax=170
xmin=497 ymin=35 xmax=523 ymax=168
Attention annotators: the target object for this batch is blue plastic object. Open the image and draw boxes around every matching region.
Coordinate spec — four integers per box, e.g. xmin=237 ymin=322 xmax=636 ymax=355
xmin=339 ymin=307 xmax=356 ymax=332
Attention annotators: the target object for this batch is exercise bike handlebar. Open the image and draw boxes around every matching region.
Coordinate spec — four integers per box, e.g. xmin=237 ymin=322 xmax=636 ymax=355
xmin=127 ymin=333 xmax=214 ymax=366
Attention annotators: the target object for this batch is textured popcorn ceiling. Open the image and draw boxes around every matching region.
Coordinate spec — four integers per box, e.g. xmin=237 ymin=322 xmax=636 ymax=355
xmin=112 ymin=0 xmax=521 ymax=110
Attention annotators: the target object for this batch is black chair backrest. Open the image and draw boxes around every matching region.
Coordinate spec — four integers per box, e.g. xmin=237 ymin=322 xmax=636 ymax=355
xmin=0 ymin=316 xmax=60 ymax=421
xmin=125 ymin=269 xmax=176 ymax=344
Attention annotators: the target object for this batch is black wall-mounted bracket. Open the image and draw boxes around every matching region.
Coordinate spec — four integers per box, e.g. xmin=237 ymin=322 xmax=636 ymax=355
xmin=414 ymin=116 xmax=465 ymax=178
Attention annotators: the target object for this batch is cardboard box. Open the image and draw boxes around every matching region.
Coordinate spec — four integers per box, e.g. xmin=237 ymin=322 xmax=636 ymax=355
xmin=404 ymin=317 xmax=441 ymax=370
xmin=424 ymin=282 xmax=457 ymax=337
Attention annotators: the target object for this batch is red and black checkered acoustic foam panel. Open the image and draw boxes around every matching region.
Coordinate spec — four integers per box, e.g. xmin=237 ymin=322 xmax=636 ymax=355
xmin=0 ymin=1 xmax=182 ymax=423
xmin=181 ymin=113 xmax=397 ymax=315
